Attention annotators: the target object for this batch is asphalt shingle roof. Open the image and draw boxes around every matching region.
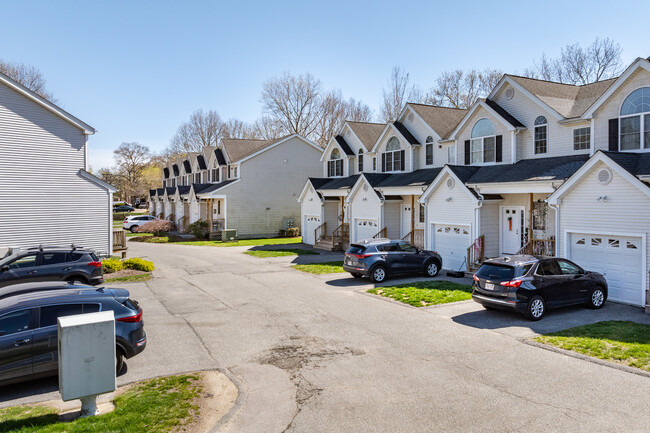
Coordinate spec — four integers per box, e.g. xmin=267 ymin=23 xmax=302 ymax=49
xmin=163 ymin=167 xmax=170 ymax=179
xmin=221 ymin=137 xmax=288 ymax=162
xmin=191 ymin=183 xmax=214 ymax=194
xmin=199 ymin=179 xmax=238 ymax=194
xmin=183 ymin=160 xmax=192 ymax=173
xmin=311 ymin=175 xmax=360 ymax=191
xmin=172 ymin=164 xmax=179 ymax=176
xmin=347 ymin=122 xmax=385 ymax=151
xmin=177 ymin=185 xmax=191 ymax=196
xmin=214 ymin=148 xmax=227 ymax=165
xmin=149 ymin=189 xmax=157 ymax=196
xmin=165 ymin=187 xmax=177 ymax=196
xmin=393 ymin=121 xmax=420 ymax=145
xmin=462 ymin=154 xmax=589 ymax=184
xmin=369 ymin=168 xmax=443 ymax=188
xmin=156 ymin=188 xmax=165 ymax=195
xmin=335 ymin=135 xmax=354 ymax=155
xmin=484 ymin=99 xmax=525 ymax=128
xmin=602 ymin=151 xmax=650 ymax=176
xmin=197 ymin=154 xmax=207 ymax=170
xmin=407 ymin=104 xmax=468 ymax=139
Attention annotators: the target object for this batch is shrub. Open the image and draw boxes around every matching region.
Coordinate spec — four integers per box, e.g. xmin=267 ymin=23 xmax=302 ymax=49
xmin=286 ymin=227 xmax=300 ymax=237
xmin=188 ymin=220 xmax=209 ymax=239
xmin=123 ymin=258 xmax=155 ymax=272
xmin=278 ymin=229 xmax=286 ymax=237
xmin=137 ymin=220 xmax=176 ymax=236
xmin=113 ymin=212 xmax=133 ymax=221
xmin=102 ymin=258 xmax=123 ymax=274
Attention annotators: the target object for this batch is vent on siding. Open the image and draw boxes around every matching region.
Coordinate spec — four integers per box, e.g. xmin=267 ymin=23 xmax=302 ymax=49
xmin=446 ymin=178 xmax=455 ymax=189
xmin=363 ymin=184 xmax=369 ymax=192
xmin=407 ymin=113 xmax=414 ymax=123
xmin=597 ymin=168 xmax=612 ymax=185
xmin=505 ymin=88 xmax=514 ymax=100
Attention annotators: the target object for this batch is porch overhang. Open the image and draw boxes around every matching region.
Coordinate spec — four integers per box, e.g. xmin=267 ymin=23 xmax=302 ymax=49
xmin=375 ymin=185 xmax=427 ymax=196
xmin=317 ymin=189 xmax=349 ymax=197
xmin=467 ymin=180 xmax=563 ymax=195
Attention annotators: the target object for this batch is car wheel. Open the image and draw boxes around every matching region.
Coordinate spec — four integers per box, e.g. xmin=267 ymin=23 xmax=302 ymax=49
xmin=587 ymin=287 xmax=606 ymax=309
xmin=525 ymin=295 xmax=546 ymax=321
xmin=369 ymin=265 xmax=387 ymax=283
xmin=351 ymin=273 xmax=363 ymax=279
xmin=482 ymin=305 xmax=495 ymax=310
xmin=423 ymin=260 xmax=440 ymax=277
xmin=116 ymin=348 xmax=125 ymax=375
xmin=66 ymin=276 xmax=89 ymax=285
xmin=130 ymin=225 xmax=138 ymax=233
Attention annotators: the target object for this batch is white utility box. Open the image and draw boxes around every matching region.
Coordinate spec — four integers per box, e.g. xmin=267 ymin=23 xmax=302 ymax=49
xmin=58 ymin=310 xmax=116 ymax=415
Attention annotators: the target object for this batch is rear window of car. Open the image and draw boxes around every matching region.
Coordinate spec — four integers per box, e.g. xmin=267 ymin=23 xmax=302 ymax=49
xmin=68 ymin=252 xmax=84 ymax=262
xmin=476 ymin=264 xmax=515 ymax=281
xmin=346 ymin=245 xmax=366 ymax=254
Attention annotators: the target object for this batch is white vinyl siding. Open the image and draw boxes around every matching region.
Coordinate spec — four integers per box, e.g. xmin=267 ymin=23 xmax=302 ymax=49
xmin=456 ymin=109 xmax=511 ymax=165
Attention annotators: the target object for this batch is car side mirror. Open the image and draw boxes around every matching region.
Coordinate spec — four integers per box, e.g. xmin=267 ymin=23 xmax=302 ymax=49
xmin=1 ymin=265 xmax=8 ymax=272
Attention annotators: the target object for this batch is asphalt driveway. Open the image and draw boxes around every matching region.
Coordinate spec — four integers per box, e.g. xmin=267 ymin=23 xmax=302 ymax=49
xmin=2 ymin=241 xmax=650 ymax=433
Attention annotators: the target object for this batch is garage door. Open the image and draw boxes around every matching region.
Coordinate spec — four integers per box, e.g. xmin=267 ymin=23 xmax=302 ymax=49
xmin=569 ymin=233 xmax=644 ymax=305
xmin=303 ymin=215 xmax=321 ymax=245
xmin=433 ymin=224 xmax=470 ymax=271
xmin=354 ymin=218 xmax=379 ymax=242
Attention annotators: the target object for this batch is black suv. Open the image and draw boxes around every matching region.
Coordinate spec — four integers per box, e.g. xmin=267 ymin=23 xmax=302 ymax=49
xmin=472 ymin=255 xmax=608 ymax=320
xmin=0 ymin=246 xmax=103 ymax=288
xmin=343 ymin=238 xmax=443 ymax=283
xmin=0 ymin=282 xmax=146 ymax=385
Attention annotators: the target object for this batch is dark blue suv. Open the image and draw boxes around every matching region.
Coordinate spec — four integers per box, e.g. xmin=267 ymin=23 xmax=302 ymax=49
xmin=343 ymin=238 xmax=443 ymax=283
xmin=0 ymin=282 xmax=146 ymax=385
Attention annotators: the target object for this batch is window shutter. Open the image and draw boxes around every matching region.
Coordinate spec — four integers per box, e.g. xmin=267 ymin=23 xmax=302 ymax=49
xmin=495 ymin=135 xmax=502 ymax=162
xmin=400 ymin=150 xmax=405 ymax=171
xmin=464 ymin=140 xmax=470 ymax=165
xmin=608 ymin=118 xmax=619 ymax=151
xmin=382 ymin=153 xmax=386 ymax=172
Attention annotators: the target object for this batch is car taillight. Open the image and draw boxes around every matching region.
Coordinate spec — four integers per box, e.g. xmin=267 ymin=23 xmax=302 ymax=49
xmin=88 ymin=261 xmax=102 ymax=267
xmin=355 ymin=254 xmax=371 ymax=259
xmin=473 ymin=274 xmax=480 ymax=282
xmin=123 ymin=220 xmax=128 ymax=223
xmin=117 ymin=309 xmax=142 ymax=323
xmin=500 ymin=280 xmax=523 ymax=288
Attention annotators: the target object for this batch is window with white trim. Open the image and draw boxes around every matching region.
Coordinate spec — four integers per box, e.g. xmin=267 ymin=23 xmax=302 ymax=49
xmin=573 ymin=127 xmax=590 ymax=150
xmin=328 ymin=148 xmax=343 ymax=177
xmin=447 ymin=145 xmax=456 ymax=164
xmin=358 ymin=149 xmax=364 ymax=173
xmin=419 ymin=203 xmax=425 ymax=223
xmin=211 ymin=162 xmax=219 ymax=183
xmin=425 ymin=136 xmax=434 ymax=165
xmin=194 ymin=173 xmax=201 ymax=184
xmin=620 ymin=87 xmax=650 ymax=150
xmin=470 ymin=118 xmax=496 ymax=164
xmin=534 ymin=116 xmax=547 ymax=154
xmin=372 ymin=157 xmax=376 ymax=171
xmin=382 ymin=136 xmax=404 ymax=172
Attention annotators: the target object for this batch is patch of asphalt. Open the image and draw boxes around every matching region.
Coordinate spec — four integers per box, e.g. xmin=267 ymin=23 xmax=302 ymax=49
xmin=521 ymin=338 xmax=650 ymax=379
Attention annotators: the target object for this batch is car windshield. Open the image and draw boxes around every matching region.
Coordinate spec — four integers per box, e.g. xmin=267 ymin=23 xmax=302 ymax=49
xmin=346 ymin=245 xmax=366 ymax=254
xmin=476 ymin=264 xmax=515 ymax=281
xmin=0 ymin=254 xmax=19 ymax=267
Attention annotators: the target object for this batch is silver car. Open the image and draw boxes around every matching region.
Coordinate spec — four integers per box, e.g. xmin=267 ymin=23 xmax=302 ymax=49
xmin=122 ymin=215 xmax=158 ymax=233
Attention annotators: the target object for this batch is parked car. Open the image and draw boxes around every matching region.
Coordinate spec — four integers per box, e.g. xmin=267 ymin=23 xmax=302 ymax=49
xmin=0 ymin=282 xmax=146 ymax=385
xmin=113 ymin=205 xmax=134 ymax=213
xmin=472 ymin=255 xmax=608 ymax=321
xmin=343 ymin=238 xmax=442 ymax=283
xmin=123 ymin=215 xmax=158 ymax=233
xmin=0 ymin=246 xmax=103 ymax=288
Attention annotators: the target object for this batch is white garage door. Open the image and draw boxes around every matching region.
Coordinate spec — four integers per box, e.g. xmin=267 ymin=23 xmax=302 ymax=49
xmin=569 ymin=233 xmax=644 ymax=306
xmin=354 ymin=218 xmax=379 ymax=242
xmin=433 ymin=224 xmax=470 ymax=271
xmin=303 ymin=215 xmax=321 ymax=245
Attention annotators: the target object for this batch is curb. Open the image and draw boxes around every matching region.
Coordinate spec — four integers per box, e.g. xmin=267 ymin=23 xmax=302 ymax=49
xmin=208 ymin=367 xmax=247 ymax=433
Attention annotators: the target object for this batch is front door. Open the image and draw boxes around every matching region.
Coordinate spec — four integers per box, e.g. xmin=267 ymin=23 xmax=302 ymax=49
xmin=401 ymin=205 xmax=412 ymax=239
xmin=501 ymin=207 xmax=525 ymax=254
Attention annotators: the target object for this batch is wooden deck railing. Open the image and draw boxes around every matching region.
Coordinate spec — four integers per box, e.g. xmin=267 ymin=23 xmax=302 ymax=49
xmin=314 ymin=222 xmax=327 ymax=243
xmin=401 ymin=229 xmax=424 ymax=249
xmin=112 ymin=228 xmax=127 ymax=258
xmin=372 ymin=227 xmax=387 ymax=239
xmin=332 ymin=223 xmax=349 ymax=248
xmin=466 ymin=235 xmax=485 ymax=271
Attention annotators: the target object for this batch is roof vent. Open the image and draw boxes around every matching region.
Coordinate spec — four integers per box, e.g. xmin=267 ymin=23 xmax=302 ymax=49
xmin=446 ymin=178 xmax=455 ymax=189
xmin=407 ymin=113 xmax=414 ymax=123
xmin=597 ymin=168 xmax=612 ymax=185
xmin=505 ymin=88 xmax=514 ymax=100
xmin=363 ymin=184 xmax=369 ymax=192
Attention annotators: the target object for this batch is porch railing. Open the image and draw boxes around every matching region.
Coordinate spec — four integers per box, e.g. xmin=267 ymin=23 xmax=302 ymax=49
xmin=401 ymin=229 xmax=424 ymax=249
xmin=314 ymin=222 xmax=327 ymax=243
xmin=518 ymin=238 xmax=556 ymax=256
xmin=372 ymin=227 xmax=387 ymax=239
xmin=112 ymin=228 xmax=127 ymax=258
xmin=332 ymin=223 xmax=349 ymax=248
xmin=180 ymin=215 xmax=189 ymax=232
xmin=466 ymin=235 xmax=485 ymax=272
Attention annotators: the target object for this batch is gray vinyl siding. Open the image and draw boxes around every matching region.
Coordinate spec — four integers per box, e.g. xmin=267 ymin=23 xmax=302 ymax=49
xmin=0 ymin=80 xmax=111 ymax=254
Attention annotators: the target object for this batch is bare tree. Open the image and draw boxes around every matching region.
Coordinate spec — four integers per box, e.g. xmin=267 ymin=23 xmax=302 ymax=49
xmin=315 ymin=90 xmax=373 ymax=147
xmin=169 ymin=109 xmax=225 ymax=154
xmin=223 ymin=118 xmax=259 ymax=139
xmin=526 ymin=38 xmax=623 ymax=85
xmin=261 ymin=72 xmax=323 ymax=138
xmin=0 ymin=59 xmax=55 ymax=102
xmin=253 ymin=116 xmax=285 ymax=140
xmin=113 ymin=142 xmax=151 ymax=203
xmin=425 ymin=69 xmax=503 ymax=109
xmin=380 ymin=67 xmax=423 ymax=122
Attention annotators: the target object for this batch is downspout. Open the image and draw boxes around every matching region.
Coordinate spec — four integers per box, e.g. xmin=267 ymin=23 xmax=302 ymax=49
xmin=511 ymin=129 xmax=521 ymax=164
xmin=548 ymin=200 xmax=561 ymax=257
xmin=473 ymin=187 xmax=484 ymax=241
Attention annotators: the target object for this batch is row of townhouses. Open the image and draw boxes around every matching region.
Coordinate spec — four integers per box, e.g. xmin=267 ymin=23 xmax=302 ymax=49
xmin=299 ymin=57 xmax=650 ymax=310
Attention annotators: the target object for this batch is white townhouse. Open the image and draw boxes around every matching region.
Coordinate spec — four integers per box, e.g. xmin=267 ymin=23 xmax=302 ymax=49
xmin=151 ymin=134 xmax=323 ymax=239
xmin=0 ymin=71 xmax=116 ymax=255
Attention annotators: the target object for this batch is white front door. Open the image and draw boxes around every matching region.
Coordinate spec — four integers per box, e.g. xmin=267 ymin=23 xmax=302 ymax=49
xmin=354 ymin=218 xmax=379 ymax=242
xmin=501 ymin=206 xmax=525 ymax=254
xmin=401 ymin=205 xmax=412 ymax=239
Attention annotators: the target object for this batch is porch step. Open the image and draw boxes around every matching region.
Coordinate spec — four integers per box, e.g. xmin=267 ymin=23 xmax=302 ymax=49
xmin=314 ymin=237 xmax=345 ymax=252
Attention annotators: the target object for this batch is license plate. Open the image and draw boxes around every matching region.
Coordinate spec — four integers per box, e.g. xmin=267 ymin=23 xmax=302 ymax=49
xmin=485 ymin=283 xmax=495 ymax=290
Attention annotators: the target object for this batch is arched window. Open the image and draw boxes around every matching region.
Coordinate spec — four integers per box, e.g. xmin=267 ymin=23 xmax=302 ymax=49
xmin=425 ymin=136 xmax=434 ymax=165
xmin=382 ymin=136 xmax=404 ymax=172
xmin=470 ymin=118 xmax=496 ymax=164
xmin=534 ymin=116 xmax=547 ymax=154
xmin=328 ymin=148 xmax=343 ymax=177
xmin=620 ymin=87 xmax=650 ymax=150
xmin=358 ymin=149 xmax=364 ymax=173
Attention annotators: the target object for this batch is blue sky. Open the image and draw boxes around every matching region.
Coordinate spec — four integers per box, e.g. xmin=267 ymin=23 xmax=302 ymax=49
xmin=2 ymin=0 xmax=647 ymax=169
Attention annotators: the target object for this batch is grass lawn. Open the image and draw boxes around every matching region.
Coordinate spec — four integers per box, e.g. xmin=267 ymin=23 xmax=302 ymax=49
xmin=291 ymin=261 xmax=345 ymax=274
xmin=104 ymin=273 xmax=152 ymax=283
xmin=126 ymin=232 xmax=152 ymax=238
xmin=176 ymin=237 xmax=303 ymax=247
xmin=244 ymin=248 xmax=318 ymax=258
xmin=0 ymin=374 xmax=201 ymax=433
xmin=367 ymin=281 xmax=474 ymax=307
xmin=534 ymin=321 xmax=650 ymax=372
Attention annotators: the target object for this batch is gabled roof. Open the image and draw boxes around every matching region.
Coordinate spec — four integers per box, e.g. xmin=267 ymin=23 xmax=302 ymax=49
xmin=214 ymin=148 xmax=227 ymax=165
xmin=448 ymin=99 xmax=525 ymax=140
xmin=367 ymin=168 xmax=443 ymax=189
xmin=156 ymin=188 xmax=165 ymax=195
xmin=465 ymin=154 xmax=589 ymax=184
xmin=196 ymin=154 xmax=207 ymax=170
xmin=393 ymin=121 xmax=420 ymax=145
xmin=335 ymin=135 xmax=355 ymax=156
xmin=312 ymin=175 xmax=360 ymax=191
xmin=172 ymin=164 xmax=180 ymax=176
xmin=165 ymin=187 xmax=177 ymax=196
xmin=177 ymin=185 xmax=191 ymax=196
xmin=199 ymin=179 xmax=238 ymax=194
xmin=149 ymin=189 xmax=157 ymax=197
xmin=601 ymin=151 xmax=650 ymax=176
xmin=191 ymin=183 xmax=214 ymax=194
xmin=347 ymin=121 xmax=385 ymax=151
xmin=163 ymin=167 xmax=170 ymax=179
xmin=307 ymin=178 xmax=333 ymax=190
xmin=183 ymin=160 xmax=192 ymax=173
xmin=78 ymin=169 xmax=117 ymax=192
xmin=0 ymin=71 xmax=96 ymax=134
xmin=221 ymin=138 xmax=277 ymax=162
xmin=484 ymin=99 xmax=524 ymax=128
xmin=406 ymin=104 xmax=468 ymax=139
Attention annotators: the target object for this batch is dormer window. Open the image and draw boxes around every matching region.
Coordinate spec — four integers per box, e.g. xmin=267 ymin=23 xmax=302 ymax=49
xmin=534 ymin=116 xmax=547 ymax=154
xmin=425 ymin=136 xmax=434 ymax=165
xmin=382 ymin=136 xmax=404 ymax=172
xmin=211 ymin=161 xmax=219 ymax=183
xmin=358 ymin=149 xmax=364 ymax=173
xmin=194 ymin=173 xmax=201 ymax=184
xmin=620 ymin=87 xmax=650 ymax=150
xmin=328 ymin=148 xmax=343 ymax=177
xmin=470 ymin=118 xmax=496 ymax=164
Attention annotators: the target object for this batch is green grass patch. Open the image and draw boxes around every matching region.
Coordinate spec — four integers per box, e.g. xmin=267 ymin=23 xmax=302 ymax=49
xmin=534 ymin=321 xmax=650 ymax=372
xmin=368 ymin=281 xmax=473 ymax=307
xmin=104 ymin=273 xmax=152 ymax=283
xmin=0 ymin=374 xmax=201 ymax=432
xmin=126 ymin=232 xmax=152 ymax=237
xmin=291 ymin=261 xmax=345 ymax=274
xmin=244 ymin=248 xmax=318 ymax=258
xmin=176 ymin=237 xmax=302 ymax=247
